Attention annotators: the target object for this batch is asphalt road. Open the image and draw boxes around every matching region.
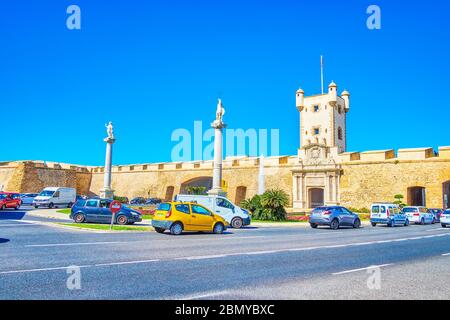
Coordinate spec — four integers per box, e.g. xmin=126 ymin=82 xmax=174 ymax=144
xmin=1 ymin=209 xmax=449 ymax=300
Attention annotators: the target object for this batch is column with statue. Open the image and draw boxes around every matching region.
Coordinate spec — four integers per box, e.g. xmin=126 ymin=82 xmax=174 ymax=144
xmin=99 ymin=121 xmax=115 ymax=199
xmin=208 ymin=99 xmax=227 ymax=196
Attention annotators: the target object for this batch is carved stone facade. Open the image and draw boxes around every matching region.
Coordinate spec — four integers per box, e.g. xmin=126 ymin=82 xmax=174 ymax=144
xmin=292 ymin=144 xmax=342 ymax=209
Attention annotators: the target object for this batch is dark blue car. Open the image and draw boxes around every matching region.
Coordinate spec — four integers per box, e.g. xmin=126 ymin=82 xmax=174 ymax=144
xmin=70 ymin=198 xmax=142 ymax=225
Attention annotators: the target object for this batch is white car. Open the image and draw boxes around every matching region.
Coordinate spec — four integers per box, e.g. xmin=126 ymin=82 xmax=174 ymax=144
xmin=20 ymin=193 xmax=38 ymax=205
xmin=402 ymin=206 xmax=435 ymax=225
xmin=441 ymin=210 xmax=450 ymax=228
xmin=175 ymin=194 xmax=251 ymax=228
xmin=33 ymin=187 xmax=76 ymax=209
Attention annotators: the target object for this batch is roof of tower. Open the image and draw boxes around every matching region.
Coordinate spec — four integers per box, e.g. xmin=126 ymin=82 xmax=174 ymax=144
xmin=341 ymin=89 xmax=350 ymax=96
xmin=296 ymin=87 xmax=304 ymax=94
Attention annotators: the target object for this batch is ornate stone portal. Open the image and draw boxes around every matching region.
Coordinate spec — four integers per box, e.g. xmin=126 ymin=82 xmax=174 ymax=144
xmin=292 ymin=144 xmax=342 ymax=210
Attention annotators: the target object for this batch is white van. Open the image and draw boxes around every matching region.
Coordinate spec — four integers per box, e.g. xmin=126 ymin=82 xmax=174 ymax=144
xmin=174 ymin=194 xmax=251 ymax=228
xmin=33 ymin=187 xmax=76 ymax=209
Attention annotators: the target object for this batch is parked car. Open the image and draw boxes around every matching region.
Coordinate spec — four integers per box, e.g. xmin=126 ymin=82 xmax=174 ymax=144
xmin=370 ymin=203 xmax=409 ymax=227
xmin=151 ymin=201 xmax=228 ymax=235
xmin=175 ymin=194 xmax=251 ymax=229
xmin=309 ymin=206 xmax=361 ymax=230
xmin=0 ymin=192 xmax=22 ymax=210
xmin=441 ymin=209 xmax=450 ymax=228
xmin=33 ymin=187 xmax=76 ymax=209
xmin=20 ymin=193 xmax=38 ymax=206
xmin=145 ymin=198 xmax=162 ymax=205
xmin=428 ymin=208 xmax=443 ymax=223
xmin=70 ymin=198 xmax=142 ymax=225
xmin=402 ymin=206 xmax=435 ymax=225
xmin=130 ymin=197 xmax=146 ymax=205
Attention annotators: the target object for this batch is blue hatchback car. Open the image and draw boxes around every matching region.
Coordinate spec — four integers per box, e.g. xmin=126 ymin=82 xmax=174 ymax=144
xmin=70 ymin=198 xmax=142 ymax=225
xmin=309 ymin=206 xmax=361 ymax=230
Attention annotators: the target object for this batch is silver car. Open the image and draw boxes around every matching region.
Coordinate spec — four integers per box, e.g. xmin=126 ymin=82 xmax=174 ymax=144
xmin=309 ymin=206 xmax=361 ymax=230
xmin=20 ymin=193 xmax=38 ymax=205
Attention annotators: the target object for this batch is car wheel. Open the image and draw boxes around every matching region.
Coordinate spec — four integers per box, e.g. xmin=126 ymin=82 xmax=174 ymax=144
xmin=353 ymin=219 xmax=361 ymax=229
xmin=1 ymin=205 xmax=5 ymax=211
xmin=371 ymin=222 xmax=377 ymax=227
xmin=310 ymin=223 xmax=318 ymax=229
xmin=34 ymin=205 xmax=39 ymax=209
xmin=389 ymin=220 xmax=395 ymax=228
xmin=49 ymin=202 xmax=54 ymax=209
xmin=432 ymin=218 xmax=435 ymax=224
xmin=116 ymin=215 xmax=128 ymax=225
xmin=213 ymin=222 xmax=225 ymax=234
xmin=330 ymin=219 xmax=339 ymax=230
xmin=442 ymin=224 xmax=447 ymax=228
xmin=155 ymin=227 xmax=165 ymax=233
xmin=73 ymin=213 xmax=85 ymax=223
xmin=420 ymin=218 xmax=425 ymax=225
xmin=404 ymin=219 xmax=410 ymax=227
xmin=15 ymin=204 xmax=20 ymax=210
xmin=170 ymin=222 xmax=183 ymax=235
xmin=231 ymin=217 xmax=243 ymax=229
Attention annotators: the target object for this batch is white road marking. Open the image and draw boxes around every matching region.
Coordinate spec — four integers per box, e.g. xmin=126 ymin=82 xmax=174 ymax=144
xmin=0 ymin=224 xmax=36 ymax=227
xmin=332 ymin=264 xmax=393 ymax=275
xmin=426 ymin=228 xmax=450 ymax=232
xmin=93 ymin=259 xmax=160 ymax=267
xmin=174 ymin=290 xmax=231 ymax=300
xmin=442 ymin=253 xmax=450 ymax=256
xmin=2 ymin=233 xmax=449 ymax=275
xmin=26 ymin=241 xmax=131 ymax=248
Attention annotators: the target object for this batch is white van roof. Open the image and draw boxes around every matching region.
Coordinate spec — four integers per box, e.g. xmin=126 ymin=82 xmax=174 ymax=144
xmin=43 ymin=187 xmax=75 ymax=191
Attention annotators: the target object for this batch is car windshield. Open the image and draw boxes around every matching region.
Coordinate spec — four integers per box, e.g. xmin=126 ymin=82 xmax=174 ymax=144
xmin=39 ymin=190 xmax=55 ymax=197
xmin=403 ymin=207 xmax=418 ymax=213
xmin=0 ymin=194 xmax=7 ymax=199
xmin=312 ymin=207 xmax=329 ymax=213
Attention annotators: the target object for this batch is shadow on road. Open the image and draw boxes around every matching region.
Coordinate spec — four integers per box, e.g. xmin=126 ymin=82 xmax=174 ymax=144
xmin=0 ymin=210 xmax=27 ymax=220
xmin=0 ymin=238 xmax=10 ymax=244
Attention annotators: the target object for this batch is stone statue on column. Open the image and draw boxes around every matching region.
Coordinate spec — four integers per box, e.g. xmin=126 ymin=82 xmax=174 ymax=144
xmin=208 ymin=99 xmax=227 ymax=196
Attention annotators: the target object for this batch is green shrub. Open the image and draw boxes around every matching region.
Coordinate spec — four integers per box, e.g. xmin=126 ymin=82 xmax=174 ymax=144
xmin=185 ymin=186 xmax=207 ymax=195
xmin=241 ymin=189 xmax=289 ymax=221
xmin=113 ymin=196 xmax=129 ymax=204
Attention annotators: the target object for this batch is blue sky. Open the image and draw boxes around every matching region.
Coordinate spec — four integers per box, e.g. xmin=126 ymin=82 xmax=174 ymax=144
xmin=1 ymin=0 xmax=449 ymax=166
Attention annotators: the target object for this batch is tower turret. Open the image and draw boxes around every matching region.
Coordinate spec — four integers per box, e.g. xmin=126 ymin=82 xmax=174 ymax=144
xmin=341 ymin=90 xmax=350 ymax=111
xmin=328 ymin=81 xmax=337 ymax=106
xmin=296 ymin=87 xmax=305 ymax=111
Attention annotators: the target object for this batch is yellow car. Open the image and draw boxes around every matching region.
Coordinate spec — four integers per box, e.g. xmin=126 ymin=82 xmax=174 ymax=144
xmin=151 ymin=201 xmax=229 ymax=235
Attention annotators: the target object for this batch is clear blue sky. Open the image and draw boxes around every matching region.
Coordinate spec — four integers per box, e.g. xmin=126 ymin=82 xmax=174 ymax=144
xmin=1 ymin=0 xmax=449 ymax=166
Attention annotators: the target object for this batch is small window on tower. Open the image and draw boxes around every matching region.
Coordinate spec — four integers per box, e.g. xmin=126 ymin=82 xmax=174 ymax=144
xmin=314 ymin=128 xmax=320 ymax=135
xmin=313 ymin=105 xmax=319 ymax=112
xmin=338 ymin=127 xmax=343 ymax=140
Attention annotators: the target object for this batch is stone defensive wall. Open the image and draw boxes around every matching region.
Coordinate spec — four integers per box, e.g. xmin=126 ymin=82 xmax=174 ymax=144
xmin=1 ymin=146 xmax=450 ymax=209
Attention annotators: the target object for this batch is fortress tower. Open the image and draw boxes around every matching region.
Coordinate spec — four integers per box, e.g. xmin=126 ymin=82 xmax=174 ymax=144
xmin=296 ymin=81 xmax=350 ymax=153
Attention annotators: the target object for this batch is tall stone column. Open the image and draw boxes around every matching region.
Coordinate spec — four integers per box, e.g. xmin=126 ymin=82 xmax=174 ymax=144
xmin=100 ymin=122 xmax=115 ymax=199
xmin=208 ymin=99 xmax=227 ymax=196
xmin=258 ymin=154 xmax=265 ymax=195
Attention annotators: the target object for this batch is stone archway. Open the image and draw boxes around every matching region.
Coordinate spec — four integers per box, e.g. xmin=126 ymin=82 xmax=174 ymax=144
xmin=407 ymin=186 xmax=426 ymax=206
xmin=443 ymin=181 xmax=450 ymax=209
xmin=235 ymin=186 xmax=247 ymax=205
xmin=308 ymin=188 xmax=324 ymax=208
xmin=180 ymin=176 xmax=213 ymax=194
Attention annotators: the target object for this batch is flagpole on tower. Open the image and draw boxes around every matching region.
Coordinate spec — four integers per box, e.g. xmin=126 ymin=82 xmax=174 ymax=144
xmin=320 ymin=55 xmax=324 ymax=94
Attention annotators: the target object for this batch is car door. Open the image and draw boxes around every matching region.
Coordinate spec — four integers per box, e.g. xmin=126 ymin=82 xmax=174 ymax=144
xmin=98 ymin=199 xmax=113 ymax=223
xmin=340 ymin=207 xmax=354 ymax=225
xmin=175 ymin=204 xmax=192 ymax=230
xmin=191 ymin=204 xmax=214 ymax=230
xmin=84 ymin=199 xmax=100 ymax=222
xmin=5 ymin=195 xmax=14 ymax=208
xmin=215 ymin=197 xmax=235 ymax=221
